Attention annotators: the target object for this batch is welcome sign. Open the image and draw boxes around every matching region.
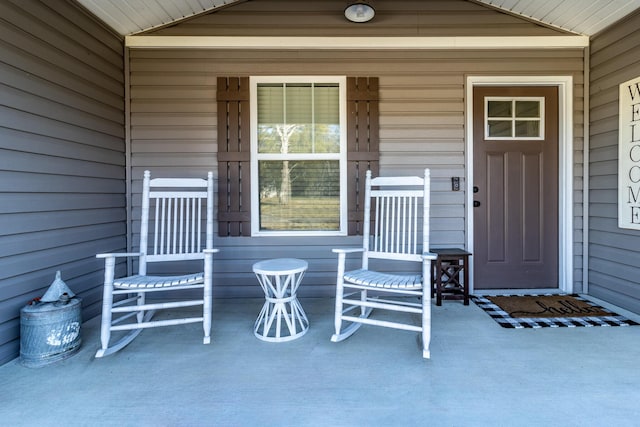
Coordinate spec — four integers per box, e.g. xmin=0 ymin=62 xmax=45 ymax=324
xmin=619 ymin=76 xmax=640 ymax=230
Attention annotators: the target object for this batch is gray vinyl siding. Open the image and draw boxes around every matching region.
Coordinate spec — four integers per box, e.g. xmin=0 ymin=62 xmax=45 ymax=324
xmin=588 ymin=10 xmax=640 ymax=313
xmin=0 ymin=0 xmax=125 ymax=365
xmin=130 ymin=5 xmax=585 ymax=297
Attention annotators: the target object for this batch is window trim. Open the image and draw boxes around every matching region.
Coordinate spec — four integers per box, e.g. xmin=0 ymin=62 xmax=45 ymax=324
xmin=484 ymin=96 xmax=545 ymax=140
xmin=249 ymin=76 xmax=348 ymax=237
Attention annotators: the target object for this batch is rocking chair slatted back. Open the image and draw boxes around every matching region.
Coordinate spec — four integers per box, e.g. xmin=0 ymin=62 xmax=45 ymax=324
xmin=363 ymin=173 xmax=430 ymax=264
xmin=141 ymin=173 xmax=214 ymax=267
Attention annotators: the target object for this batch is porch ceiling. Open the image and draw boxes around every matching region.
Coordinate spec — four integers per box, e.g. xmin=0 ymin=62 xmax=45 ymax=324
xmin=74 ymin=0 xmax=248 ymax=36
xmin=76 ymin=0 xmax=640 ymax=38
xmin=476 ymin=0 xmax=640 ymax=36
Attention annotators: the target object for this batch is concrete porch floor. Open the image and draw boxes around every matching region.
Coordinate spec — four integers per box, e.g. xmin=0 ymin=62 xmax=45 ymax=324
xmin=1 ymin=295 xmax=640 ymax=427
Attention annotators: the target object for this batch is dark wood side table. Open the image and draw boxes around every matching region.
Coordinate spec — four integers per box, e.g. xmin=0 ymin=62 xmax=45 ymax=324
xmin=430 ymin=248 xmax=471 ymax=306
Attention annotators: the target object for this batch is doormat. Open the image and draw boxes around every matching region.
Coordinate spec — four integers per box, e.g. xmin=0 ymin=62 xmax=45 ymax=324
xmin=471 ymin=294 xmax=640 ymax=328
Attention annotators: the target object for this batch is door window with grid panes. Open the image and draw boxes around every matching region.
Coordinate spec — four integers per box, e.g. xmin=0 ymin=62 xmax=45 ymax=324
xmin=485 ymin=97 xmax=544 ymax=140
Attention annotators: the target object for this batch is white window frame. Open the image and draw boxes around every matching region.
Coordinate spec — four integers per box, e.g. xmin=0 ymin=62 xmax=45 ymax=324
xmin=484 ymin=96 xmax=545 ymax=140
xmin=249 ymin=76 xmax=348 ymax=237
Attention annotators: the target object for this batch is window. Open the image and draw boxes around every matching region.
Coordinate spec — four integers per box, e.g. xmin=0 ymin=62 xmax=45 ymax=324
xmin=217 ymin=76 xmax=378 ymax=237
xmin=250 ymin=76 xmax=347 ymax=236
xmin=485 ymin=97 xmax=544 ymax=140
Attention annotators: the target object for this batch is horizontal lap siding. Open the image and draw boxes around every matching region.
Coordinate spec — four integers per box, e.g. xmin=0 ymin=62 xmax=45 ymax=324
xmin=0 ymin=0 xmax=124 ymax=365
xmin=129 ymin=47 xmax=584 ymax=298
xmin=588 ymin=10 xmax=640 ymax=313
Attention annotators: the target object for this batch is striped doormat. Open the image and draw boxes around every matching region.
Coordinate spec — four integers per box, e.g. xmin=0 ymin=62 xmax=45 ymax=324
xmin=471 ymin=294 xmax=640 ymax=328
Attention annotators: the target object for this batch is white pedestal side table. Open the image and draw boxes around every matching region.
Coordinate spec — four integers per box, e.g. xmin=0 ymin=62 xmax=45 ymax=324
xmin=252 ymin=258 xmax=309 ymax=342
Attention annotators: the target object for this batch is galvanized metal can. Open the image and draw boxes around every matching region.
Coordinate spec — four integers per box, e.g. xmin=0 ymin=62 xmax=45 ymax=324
xmin=20 ymin=296 xmax=82 ymax=368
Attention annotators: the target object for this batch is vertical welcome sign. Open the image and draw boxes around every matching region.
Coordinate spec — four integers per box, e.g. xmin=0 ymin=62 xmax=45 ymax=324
xmin=619 ymin=76 xmax=640 ymax=230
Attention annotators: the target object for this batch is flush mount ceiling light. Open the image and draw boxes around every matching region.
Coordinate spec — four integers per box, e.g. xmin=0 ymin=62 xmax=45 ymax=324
xmin=344 ymin=2 xmax=375 ymax=23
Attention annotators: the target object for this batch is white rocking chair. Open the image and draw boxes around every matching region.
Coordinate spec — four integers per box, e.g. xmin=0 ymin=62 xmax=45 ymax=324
xmin=331 ymin=169 xmax=436 ymax=359
xmin=95 ymin=171 xmax=218 ymax=358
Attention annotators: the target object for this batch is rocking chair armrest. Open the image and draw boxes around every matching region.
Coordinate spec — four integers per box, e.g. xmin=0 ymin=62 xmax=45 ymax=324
xmin=203 ymin=248 xmax=220 ymax=254
xmin=332 ymin=247 xmax=365 ymax=254
xmin=96 ymin=252 xmax=142 ymax=259
xmin=422 ymin=251 xmax=438 ymax=261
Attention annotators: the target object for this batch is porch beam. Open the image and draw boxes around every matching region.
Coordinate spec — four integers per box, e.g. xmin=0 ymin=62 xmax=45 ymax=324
xmin=125 ymin=35 xmax=589 ymax=50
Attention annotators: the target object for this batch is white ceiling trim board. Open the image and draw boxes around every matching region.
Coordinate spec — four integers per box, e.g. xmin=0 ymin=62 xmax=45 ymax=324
xmin=125 ymin=35 xmax=589 ymax=50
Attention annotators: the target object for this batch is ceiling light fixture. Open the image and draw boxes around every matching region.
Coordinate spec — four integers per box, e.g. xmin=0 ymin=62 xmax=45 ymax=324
xmin=344 ymin=2 xmax=375 ymax=23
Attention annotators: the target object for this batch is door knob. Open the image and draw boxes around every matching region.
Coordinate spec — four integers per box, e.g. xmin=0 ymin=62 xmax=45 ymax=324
xmin=473 ymin=201 xmax=481 ymax=207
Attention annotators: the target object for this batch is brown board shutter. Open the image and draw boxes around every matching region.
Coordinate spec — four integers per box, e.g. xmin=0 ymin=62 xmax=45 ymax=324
xmin=347 ymin=76 xmax=380 ymax=235
xmin=217 ymin=77 xmax=251 ymax=237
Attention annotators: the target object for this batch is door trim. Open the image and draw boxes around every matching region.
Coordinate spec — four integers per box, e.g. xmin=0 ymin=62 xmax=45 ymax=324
xmin=465 ymin=76 xmax=574 ymax=294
